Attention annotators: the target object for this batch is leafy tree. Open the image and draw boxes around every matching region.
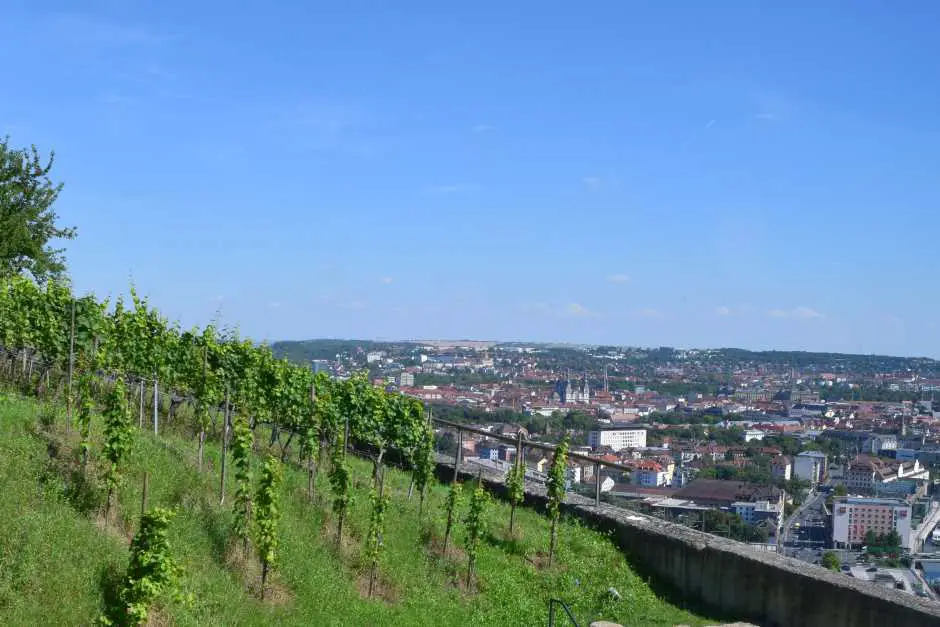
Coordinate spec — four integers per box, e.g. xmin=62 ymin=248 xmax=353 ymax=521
xmin=833 ymin=484 xmax=847 ymax=497
xmin=254 ymin=456 xmax=282 ymax=600
xmin=463 ymin=480 xmax=488 ymax=588
xmin=864 ymin=529 xmax=878 ymax=547
xmin=546 ymin=437 xmax=569 ymax=568
xmin=821 ymin=550 xmax=841 ymax=571
xmin=0 ymin=138 xmax=76 ymax=281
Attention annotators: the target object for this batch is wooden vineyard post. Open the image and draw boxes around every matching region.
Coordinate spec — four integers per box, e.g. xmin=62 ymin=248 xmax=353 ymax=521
xmin=65 ymin=300 xmax=75 ymax=433
xmin=138 ymin=380 xmax=144 ymax=429
xmin=594 ymin=461 xmax=601 ymax=507
xmin=153 ymin=378 xmax=159 ymax=435
xmin=141 ymin=471 xmax=150 ymax=516
xmin=453 ymin=427 xmax=463 ymax=482
xmin=219 ymin=387 xmax=230 ymax=506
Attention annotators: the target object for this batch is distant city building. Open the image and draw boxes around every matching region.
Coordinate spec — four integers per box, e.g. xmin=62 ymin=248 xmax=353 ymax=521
xmin=366 ymin=351 xmax=384 ymax=364
xmin=770 ymin=456 xmax=792 ymax=482
xmin=865 ymin=434 xmax=899 ymax=455
xmin=588 ymin=428 xmax=647 ymax=452
xmin=733 ymin=500 xmax=783 ymax=530
xmin=846 ymin=455 xmax=929 ymax=496
xmin=556 ymin=371 xmax=590 ymax=403
xmin=399 ymin=372 xmax=415 ymax=387
xmin=832 ymin=497 xmax=912 ymax=550
xmin=743 ymin=429 xmax=765 ymax=442
xmin=793 ymin=451 xmax=827 ymax=485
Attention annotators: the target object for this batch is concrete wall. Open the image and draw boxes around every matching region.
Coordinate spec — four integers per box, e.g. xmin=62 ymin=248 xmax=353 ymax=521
xmin=437 ymin=458 xmax=940 ymax=627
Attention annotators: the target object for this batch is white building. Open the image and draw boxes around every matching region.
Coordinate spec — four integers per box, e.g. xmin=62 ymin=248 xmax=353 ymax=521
xmin=588 ymin=428 xmax=647 ymax=452
xmin=743 ymin=429 xmax=765 ymax=442
xmin=832 ymin=497 xmax=912 ymax=550
xmin=366 ymin=351 xmax=385 ymax=364
xmin=793 ymin=451 xmax=827 ymax=485
xmin=733 ymin=500 xmax=783 ymax=530
xmin=398 ymin=372 xmax=415 ymax=387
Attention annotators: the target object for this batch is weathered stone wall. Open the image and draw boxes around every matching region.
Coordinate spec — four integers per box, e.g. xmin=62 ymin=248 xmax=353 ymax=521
xmin=435 ymin=459 xmax=940 ymax=627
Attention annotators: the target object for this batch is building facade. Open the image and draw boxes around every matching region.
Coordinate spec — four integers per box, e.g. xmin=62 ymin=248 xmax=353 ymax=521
xmin=793 ymin=451 xmax=827 ymax=485
xmin=770 ymin=456 xmax=792 ymax=482
xmin=832 ymin=497 xmax=912 ymax=550
xmin=589 ymin=428 xmax=647 ymax=452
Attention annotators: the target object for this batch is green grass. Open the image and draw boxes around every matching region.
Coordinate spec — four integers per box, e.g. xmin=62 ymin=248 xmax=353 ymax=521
xmin=0 ymin=392 xmax=710 ymax=626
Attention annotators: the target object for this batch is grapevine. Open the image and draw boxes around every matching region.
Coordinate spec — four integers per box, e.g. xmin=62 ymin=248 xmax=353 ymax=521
xmin=103 ymin=378 xmax=134 ymax=519
xmin=110 ymin=507 xmax=184 ymax=626
xmin=231 ymin=413 xmax=254 ymax=552
xmin=328 ymin=435 xmax=351 ymax=547
xmin=364 ymin=482 xmax=390 ymax=598
xmin=546 ymin=436 xmax=569 ymax=568
xmin=441 ymin=481 xmax=462 ymax=557
xmin=505 ymin=440 xmax=526 ymax=536
xmin=254 ymin=456 xmax=282 ymax=600
xmin=463 ymin=480 xmax=488 ymax=588
xmin=76 ymin=369 xmax=94 ymax=468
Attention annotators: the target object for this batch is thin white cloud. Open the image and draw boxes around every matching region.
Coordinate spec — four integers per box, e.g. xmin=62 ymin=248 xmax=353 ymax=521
xmin=768 ymin=306 xmax=824 ymax=319
xmin=607 ymin=274 xmax=631 ymax=284
xmin=635 ymin=307 xmax=663 ymax=319
xmin=755 ymin=112 xmax=776 ymax=121
xmin=471 ymin=123 xmax=494 ymax=134
xmin=715 ymin=306 xmax=733 ymax=316
xmin=267 ymin=301 xmax=281 ymax=309
xmin=705 ymin=119 xmax=716 ymax=130
xmin=583 ymin=176 xmax=602 ymax=191
xmin=565 ymin=303 xmax=591 ymax=317
xmin=380 ymin=277 xmax=394 ymax=285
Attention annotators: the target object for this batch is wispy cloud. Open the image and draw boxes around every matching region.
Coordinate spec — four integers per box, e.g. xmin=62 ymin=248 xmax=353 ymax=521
xmin=634 ymin=307 xmax=664 ymax=319
xmin=607 ymin=274 xmax=631 ymax=284
xmin=755 ymin=112 xmax=775 ymax=121
xmin=768 ymin=306 xmax=824 ymax=319
xmin=583 ymin=176 xmax=602 ymax=191
xmin=422 ymin=183 xmax=478 ymax=195
xmin=380 ymin=277 xmax=394 ymax=285
xmin=564 ymin=303 xmax=591 ymax=317
xmin=705 ymin=119 xmax=717 ymax=130
xmin=471 ymin=123 xmax=494 ymax=134
xmin=267 ymin=301 xmax=281 ymax=309
xmin=715 ymin=305 xmax=733 ymax=316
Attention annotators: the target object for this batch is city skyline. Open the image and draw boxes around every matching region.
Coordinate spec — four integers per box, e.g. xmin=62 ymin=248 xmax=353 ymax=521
xmin=3 ymin=2 xmax=939 ymax=356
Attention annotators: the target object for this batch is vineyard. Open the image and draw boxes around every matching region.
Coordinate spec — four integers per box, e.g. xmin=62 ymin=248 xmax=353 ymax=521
xmin=0 ymin=275 xmax=709 ymax=625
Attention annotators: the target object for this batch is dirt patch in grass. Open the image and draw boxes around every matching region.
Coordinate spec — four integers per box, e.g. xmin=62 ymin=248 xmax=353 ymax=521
xmin=356 ymin=568 xmax=400 ymax=604
xmin=525 ymin=550 xmax=564 ymax=572
xmin=423 ymin=528 xmax=467 ymax=563
xmin=225 ymin=541 xmax=293 ymax=605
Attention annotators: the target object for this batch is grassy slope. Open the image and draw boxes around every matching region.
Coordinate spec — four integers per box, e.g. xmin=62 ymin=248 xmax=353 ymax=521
xmin=0 ymin=393 xmax=709 ymax=626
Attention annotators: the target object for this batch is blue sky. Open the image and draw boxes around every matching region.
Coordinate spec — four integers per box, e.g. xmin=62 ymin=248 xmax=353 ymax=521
xmin=3 ymin=1 xmax=939 ymax=357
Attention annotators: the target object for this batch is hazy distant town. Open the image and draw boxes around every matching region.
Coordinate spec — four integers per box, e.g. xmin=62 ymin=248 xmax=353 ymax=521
xmin=274 ymin=339 xmax=940 ymax=599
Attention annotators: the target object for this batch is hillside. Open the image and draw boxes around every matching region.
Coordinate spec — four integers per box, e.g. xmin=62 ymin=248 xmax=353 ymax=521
xmin=0 ymin=393 xmax=710 ymax=626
